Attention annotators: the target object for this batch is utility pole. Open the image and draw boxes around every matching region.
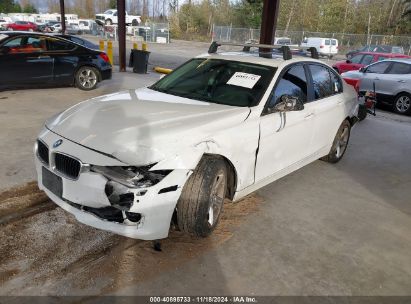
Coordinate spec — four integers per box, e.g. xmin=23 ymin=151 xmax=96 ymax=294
xmin=259 ymin=0 xmax=280 ymax=57
xmin=60 ymin=0 xmax=66 ymax=34
xmin=118 ymin=0 xmax=126 ymax=72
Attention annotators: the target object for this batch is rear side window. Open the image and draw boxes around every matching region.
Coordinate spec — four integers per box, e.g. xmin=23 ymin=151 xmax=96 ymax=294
xmin=361 ymin=55 xmax=374 ymax=65
xmin=309 ymin=64 xmax=333 ymax=99
xmin=268 ymin=65 xmax=307 ymax=108
xmin=366 ymin=61 xmax=391 ymax=74
xmin=330 ymin=70 xmax=343 ymax=94
xmin=47 ymin=38 xmax=75 ymax=51
xmin=387 ymin=63 xmax=411 ymax=74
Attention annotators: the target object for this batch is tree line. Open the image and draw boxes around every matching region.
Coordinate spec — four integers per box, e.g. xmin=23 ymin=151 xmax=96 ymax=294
xmin=170 ymin=0 xmax=411 ymax=40
xmin=1 ymin=0 xmax=409 ymax=38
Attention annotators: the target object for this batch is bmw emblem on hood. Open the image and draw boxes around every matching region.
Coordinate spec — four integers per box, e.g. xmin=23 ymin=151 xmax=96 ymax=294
xmin=53 ymin=139 xmax=63 ymax=148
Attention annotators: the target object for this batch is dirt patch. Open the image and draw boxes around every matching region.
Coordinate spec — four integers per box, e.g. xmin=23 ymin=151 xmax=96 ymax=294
xmin=0 ymin=187 xmax=264 ymax=296
xmin=0 ymin=181 xmax=53 ymax=225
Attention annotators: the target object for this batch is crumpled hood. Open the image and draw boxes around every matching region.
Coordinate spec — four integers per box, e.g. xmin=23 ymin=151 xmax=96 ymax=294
xmin=46 ymin=88 xmax=250 ymax=165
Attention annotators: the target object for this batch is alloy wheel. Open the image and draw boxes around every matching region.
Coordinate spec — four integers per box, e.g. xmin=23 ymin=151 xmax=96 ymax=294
xmin=79 ymin=68 xmax=97 ymax=89
xmin=334 ymin=125 xmax=349 ymax=158
xmin=207 ymin=171 xmax=226 ymax=227
xmin=395 ymin=96 xmax=411 ymax=113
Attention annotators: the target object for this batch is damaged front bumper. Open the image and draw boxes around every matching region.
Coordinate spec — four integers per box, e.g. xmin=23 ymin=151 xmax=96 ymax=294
xmin=34 ymin=128 xmax=192 ymax=240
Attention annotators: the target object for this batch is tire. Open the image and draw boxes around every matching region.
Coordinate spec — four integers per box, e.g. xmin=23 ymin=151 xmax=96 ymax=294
xmin=393 ymin=93 xmax=411 ymax=115
xmin=357 ymin=104 xmax=367 ymax=121
xmin=321 ymin=120 xmax=351 ymax=163
xmin=177 ymin=155 xmax=228 ymax=237
xmin=75 ymin=66 xmax=99 ymax=91
xmin=132 ymin=19 xmax=138 ymax=26
xmin=28 ymin=28 xmax=34 ymax=32
xmin=7 ymin=28 xmax=13 ymax=31
xmin=105 ymin=19 xmax=112 ymax=25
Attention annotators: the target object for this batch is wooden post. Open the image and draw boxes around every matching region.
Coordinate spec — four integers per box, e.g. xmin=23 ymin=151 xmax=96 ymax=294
xmin=259 ymin=0 xmax=280 ymax=57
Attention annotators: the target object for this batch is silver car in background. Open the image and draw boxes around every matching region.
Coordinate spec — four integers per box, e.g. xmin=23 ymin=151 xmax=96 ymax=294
xmin=358 ymin=59 xmax=411 ymax=115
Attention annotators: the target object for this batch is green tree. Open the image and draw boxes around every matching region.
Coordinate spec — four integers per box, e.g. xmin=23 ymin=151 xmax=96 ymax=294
xmin=109 ymin=0 xmax=117 ymax=9
xmin=0 ymin=0 xmax=22 ymax=13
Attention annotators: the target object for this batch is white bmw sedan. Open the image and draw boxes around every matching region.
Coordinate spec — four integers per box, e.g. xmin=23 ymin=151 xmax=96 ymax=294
xmin=34 ymin=47 xmax=359 ymax=240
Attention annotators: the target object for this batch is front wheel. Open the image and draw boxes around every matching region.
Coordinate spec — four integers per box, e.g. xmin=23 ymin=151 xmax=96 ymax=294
xmin=105 ymin=19 xmax=112 ymax=25
xmin=321 ymin=120 xmax=351 ymax=163
xmin=393 ymin=93 xmax=411 ymax=115
xmin=75 ymin=66 xmax=99 ymax=91
xmin=177 ymin=156 xmax=228 ymax=237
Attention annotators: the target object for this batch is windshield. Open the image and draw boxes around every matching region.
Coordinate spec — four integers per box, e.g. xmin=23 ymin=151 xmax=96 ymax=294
xmin=150 ymin=58 xmax=276 ymax=107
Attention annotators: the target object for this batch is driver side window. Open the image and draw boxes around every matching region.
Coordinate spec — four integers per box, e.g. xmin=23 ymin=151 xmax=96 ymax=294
xmin=267 ymin=65 xmax=307 ymax=110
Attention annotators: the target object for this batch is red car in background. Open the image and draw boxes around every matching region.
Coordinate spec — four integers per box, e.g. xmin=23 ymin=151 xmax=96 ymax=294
xmin=333 ymin=51 xmax=410 ymax=74
xmin=5 ymin=21 xmax=38 ymax=32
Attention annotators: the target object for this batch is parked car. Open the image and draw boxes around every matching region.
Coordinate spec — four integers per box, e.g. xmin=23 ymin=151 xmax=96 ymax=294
xmin=5 ymin=21 xmax=38 ymax=32
xmin=333 ymin=51 xmax=410 ymax=74
xmin=33 ymin=43 xmax=359 ymax=240
xmin=95 ymin=9 xmax=141 ymax=26
xmin=78 ymin=19 xmax=94 ymax=33
xmin=300 ymin=37 xmax=338 ymax=58
xmin=66 ymin=23 xmax=82 ymax=35
xmin=346 ymin=45 xmax=405 ymax=59
xmin=354 ymin=59 xmax=411 ymax=115
xmin=0 ymin=32 xmax=112 ymax=90
xmin=56 ymin=34 xmax=99 ymax=50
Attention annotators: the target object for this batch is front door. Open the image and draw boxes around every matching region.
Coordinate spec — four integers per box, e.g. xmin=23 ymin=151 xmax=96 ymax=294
xmin=255 ymin=64 xmax=315 ymax=182
xmin=0 ymin=35 xmax=53 ymax=86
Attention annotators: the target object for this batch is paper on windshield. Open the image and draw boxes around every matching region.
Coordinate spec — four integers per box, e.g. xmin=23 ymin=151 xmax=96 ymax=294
xmin=227 ymin=72 xmax=261 ymax=89
xmin=0 ymin=34 xmax=9 ymax=41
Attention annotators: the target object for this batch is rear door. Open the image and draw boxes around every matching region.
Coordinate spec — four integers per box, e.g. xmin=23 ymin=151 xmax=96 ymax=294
xmin=324 ymin=39 xmax=331 ymax=55
xmin=377 ymin=62 xmax=411 ymax=99
xmin=331 ymin=39 xmax=338 ymax=54
xmin=307 ymin=64 xmax=345 ymax=152
xmin=45 ymin=37 xmax=78 ymax=84
xmin=0 ymin=35 xmax=53 ymax=85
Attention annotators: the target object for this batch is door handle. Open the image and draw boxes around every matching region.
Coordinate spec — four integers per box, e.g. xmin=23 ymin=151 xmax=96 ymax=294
xmin=304 ymin=113 xmax=314 ymax=119
xmin=38 ymin=55 xmax=51 ymax=59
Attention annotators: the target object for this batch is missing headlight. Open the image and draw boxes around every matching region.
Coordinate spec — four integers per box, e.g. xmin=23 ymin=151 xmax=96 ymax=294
xmin=91 ymin=165 xmax=172 ymax=188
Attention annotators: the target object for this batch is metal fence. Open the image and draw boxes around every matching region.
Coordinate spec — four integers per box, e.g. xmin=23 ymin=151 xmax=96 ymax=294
xmin=212 ymin=25 xmax=411 ymax=55
xmin=96 ymin=23 xmax=170 ymax=43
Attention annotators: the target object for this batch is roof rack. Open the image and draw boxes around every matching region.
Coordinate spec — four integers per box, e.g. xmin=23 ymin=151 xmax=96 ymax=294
xmin=208 ymin=41 xmax=319 ymax=60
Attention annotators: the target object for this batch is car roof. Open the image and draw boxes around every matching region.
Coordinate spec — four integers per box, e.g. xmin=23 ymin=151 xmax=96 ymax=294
xmin=384 ymin=58 xmax=411 ymax=64
xmin=196 ymin=51 xmax=326 ymax=68
xmin=357 ymin=51 xmax=408 ymax=57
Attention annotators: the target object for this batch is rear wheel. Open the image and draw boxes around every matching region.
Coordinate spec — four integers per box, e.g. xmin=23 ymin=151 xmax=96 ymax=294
xmin=177 ymin=155 xmax=228 ymax=237
xmin=75 ymin=66 xmax=99 ymax=91
xmin=393 ymin=93 xmax=411 ymax=115
xmin=321 ymin=120 xmax=351 ymax=163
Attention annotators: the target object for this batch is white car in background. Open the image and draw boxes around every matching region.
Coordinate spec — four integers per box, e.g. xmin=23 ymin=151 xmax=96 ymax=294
xmin=95 ymin=9 xmax=141 ymax=26
xmin=342 ymin=59 xmax=411 ymax=115
xmin=34 ymin=43 xmax=359 ymax=240
xmin=301 ymin=37 xmax=339 ymax=58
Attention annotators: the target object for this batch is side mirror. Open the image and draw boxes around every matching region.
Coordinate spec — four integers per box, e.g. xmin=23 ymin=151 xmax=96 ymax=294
xmin=359 ymin=67 xmax=366 ymax=73
xmin=0 ymin=46 xmax=10 ymax=55
xmin=274 ymin=95 xmax=304 ymax=112
xmin=346 ymin=59 xmax=351 ymax=64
